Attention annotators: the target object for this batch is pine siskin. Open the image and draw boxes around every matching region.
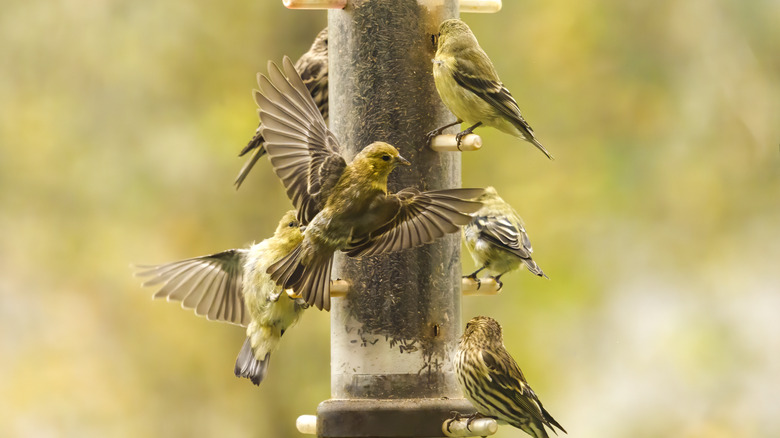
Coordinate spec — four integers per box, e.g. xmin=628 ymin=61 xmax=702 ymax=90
xmin=428 ymin=19 xmax=552 ymax=159
xmin=454 ymin=316 xmax=566 ymax=438
xmin=234 ymin=27 xmax=329 ymax=189
xmin=463 ymin=186 xmax=546 ymax=289
xmin=136 ymin=210 xmax=307 ymax=385
xmin=254 ymin=56 xmax=485 ymax=311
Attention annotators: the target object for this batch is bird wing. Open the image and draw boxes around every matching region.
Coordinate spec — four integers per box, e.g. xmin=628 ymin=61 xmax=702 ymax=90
xmin=256 ymin=56 xmax=346 ymax=224
xmin=479 ymin=347 xmax=550 ymax=429
xmin=345 ymin=188 xmax=485 ymax=257
xmin=296 ymin=54 xmax=328 ymax=121
xmin=236 ymin=29 xmax=328 ymax=190
xmin=476 ymin=215 xmax=533 ymax=259
xmin=135 ymin=249 xmax=250 ymax=327
xmin=451 ymin=51 xmax=537 ymax=137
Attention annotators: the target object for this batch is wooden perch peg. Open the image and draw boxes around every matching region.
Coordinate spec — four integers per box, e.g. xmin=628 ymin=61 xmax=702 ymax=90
xmin=283 ymin=0 xmax=346 ymax=9
xmin=460 ymin=0 xmax=502 ymax=13
xmin=461 ymin=276 xmax=502 ymax=295
xmin=442 ymin=416 xmax=498 ymax=437
xmin=429 ymin=134 xmax=482 ymax=152
xmin=285 ymin=280 xmax=349 ymax=300
xmin=296 ymin=415 xmax=317 ymax=435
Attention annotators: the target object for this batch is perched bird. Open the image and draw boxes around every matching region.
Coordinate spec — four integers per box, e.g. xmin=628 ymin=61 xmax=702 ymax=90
xmin=235 ymin=27 xmax=329 ymax=189
xmin=453 ymin=316 xmax=566 ymax=438
xmin=255 ymin=56 xmax=485 ymax=311
xmin=136 ymin=210 xmax=308 ymax=386
xmin=428 ymin=19 xmax=552 ymax=159
xmin=463 ymin=186 xmax=546 ymax=289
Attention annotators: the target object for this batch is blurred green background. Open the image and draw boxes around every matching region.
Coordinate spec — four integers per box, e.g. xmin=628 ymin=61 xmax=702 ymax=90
xmin=2 ymin=0 xmax=779 ymax=437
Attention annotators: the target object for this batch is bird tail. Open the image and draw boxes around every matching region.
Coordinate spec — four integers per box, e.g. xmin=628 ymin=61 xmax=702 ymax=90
xmin=542 ymin=405 xmax=567 ymax=435
xmin=234 ymin=338 xmax=270 ymax=386
xmin=234 ymin=131 xmax=267 ymax=189
xmin=528 ymin=136 xmax=554 ymax=161
xmin=267 ymin=244 xmax=333 ymax=311
xmin=523 ymin=259 xmax=549 ymax=279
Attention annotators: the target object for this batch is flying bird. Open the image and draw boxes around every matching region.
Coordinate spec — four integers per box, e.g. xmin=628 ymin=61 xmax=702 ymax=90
xmin=136 ymin=210 xmax=307 ymax=385
xmin=255 ymin=56 xmax=485 ymax=311
xmin=428 ymin=19 xmax=552 ymax=159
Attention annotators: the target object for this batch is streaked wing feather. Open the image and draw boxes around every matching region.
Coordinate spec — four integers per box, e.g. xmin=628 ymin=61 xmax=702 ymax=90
xmin=480 ymin=349 xmax=548 ymax=427
xmin=452 ymin=57 xmax=535 ymax=136
xmin=480 ymin=217 xmax=533 ymax=259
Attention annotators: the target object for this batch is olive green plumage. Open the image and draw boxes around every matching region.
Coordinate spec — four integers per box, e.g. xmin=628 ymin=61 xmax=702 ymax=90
xmin=136 ymin=210 xmax=307 ymax=386
xmin=431 ymin=19 xmax=552 ymax=159
xmin=455 ymin=316 xmax=566 ymax=438
xmin=463 ymin=186 xmax=546 ymax=288
xmin=235 ymin=27 xmax=329 ymax=189
xmin=255 ymin=57 xmax=485 ymax=311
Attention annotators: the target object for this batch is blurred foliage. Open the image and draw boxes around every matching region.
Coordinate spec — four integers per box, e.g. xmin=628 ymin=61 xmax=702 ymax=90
xmin=2 ymin=0 xmax=779 ymax=437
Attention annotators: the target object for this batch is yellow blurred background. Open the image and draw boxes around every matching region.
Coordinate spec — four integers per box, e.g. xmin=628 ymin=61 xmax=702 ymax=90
xmin=2 ymin=0 xmax=779 ymax=437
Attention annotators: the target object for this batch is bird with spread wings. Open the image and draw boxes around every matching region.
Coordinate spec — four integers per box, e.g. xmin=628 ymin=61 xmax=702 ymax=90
xmin=255 ymin=56 xmax=485 ymax=311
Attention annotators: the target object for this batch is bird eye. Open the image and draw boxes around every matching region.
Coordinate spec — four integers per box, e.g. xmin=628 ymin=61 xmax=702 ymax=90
xmin=381 ymin=155 xmax=391 ymax=161
xmin=288 ymin=221 xmax=296 ymax=227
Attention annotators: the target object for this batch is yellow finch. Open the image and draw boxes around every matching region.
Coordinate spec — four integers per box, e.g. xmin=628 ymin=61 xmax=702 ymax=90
xmin=463 ymin=186 xmax=546 ymax=289
xmin=255 ymin=57 xmax=485 ymax=311
xmin=235 ymin=27 xmax=328 ymax=189
xmin=428 ymin=19 xmax=552 ymax=159
xmin=454 ymin=316 xmax=566 ymax=438
xmin=136 ymin=210 xmax=307 ymax=385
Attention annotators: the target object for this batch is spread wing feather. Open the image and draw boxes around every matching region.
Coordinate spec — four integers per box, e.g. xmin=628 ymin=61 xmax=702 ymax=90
xmin=135 ymin=249 xmax=250 ymax=326
xmin=257 ymin=57 xmax=346 ymax=224
xmin=346 ymin=188 xmax=484 ymax=258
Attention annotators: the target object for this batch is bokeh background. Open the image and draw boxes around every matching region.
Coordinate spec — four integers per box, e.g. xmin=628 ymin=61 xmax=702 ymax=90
xmin=2 ymin=0 xmax=779 ymax=437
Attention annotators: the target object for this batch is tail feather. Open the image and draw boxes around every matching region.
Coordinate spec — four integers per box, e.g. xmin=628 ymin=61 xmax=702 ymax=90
xmin=299 ymin=256 xmax=332 ymax=311
xmin=528 ymin=136 xmax=553 ymax=161
xmin=234 ymin=338 xmax=270 ymax=386
xmin=267 ymin=244 xmax=333 ymax=311
xmin=234 ymin=141 xmax=267 ymax=189
xmin=523 ymin=259 xmax=548 ymax=279
xmin=542 ymin=406 xmax=567 ymax=435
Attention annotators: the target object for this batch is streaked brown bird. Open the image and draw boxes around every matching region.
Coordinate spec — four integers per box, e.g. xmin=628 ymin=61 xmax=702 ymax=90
xmin=463 ymin=186 xmax=546 ymax=289
xmin=454 ymin=316 xmax=566 ymax=438
xmin=235 ymin=27 xmax=328 ymax=189
xmin=428 ymin=19 xmax=552 ymax=159
xmin=136 ymin=210 xmax=308 ymax=386
xmin=255 ymin=56 xmax=485 ymax=311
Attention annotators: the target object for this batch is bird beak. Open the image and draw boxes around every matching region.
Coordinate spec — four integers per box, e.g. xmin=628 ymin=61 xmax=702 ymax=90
xmin=396 ymin=155 xmax=411 ymax=166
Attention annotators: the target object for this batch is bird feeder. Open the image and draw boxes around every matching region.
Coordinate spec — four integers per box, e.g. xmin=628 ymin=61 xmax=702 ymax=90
xmin=283 ymin=0 xmax=500 ymax=436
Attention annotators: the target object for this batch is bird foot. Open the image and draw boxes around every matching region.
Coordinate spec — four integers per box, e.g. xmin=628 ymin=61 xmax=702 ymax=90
xmin=454 ymin=131 xmax=467 ymax=150
xmin=463 ymin=274 xmax=482 ymax=290
xmin=444 ymin=411 xmax=466 ymax=433
xmin=426 ymin=120 xmax=463 ymax=146
xmin=465 ymin=412 xmax=491 ymax=430
xmin=491 ymin=276 xmax=504 ymax=291
xmin=455 ymin=122 xmax=482 ymax=149
xmin=425 ymin=128 xmax=445 ymax=146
